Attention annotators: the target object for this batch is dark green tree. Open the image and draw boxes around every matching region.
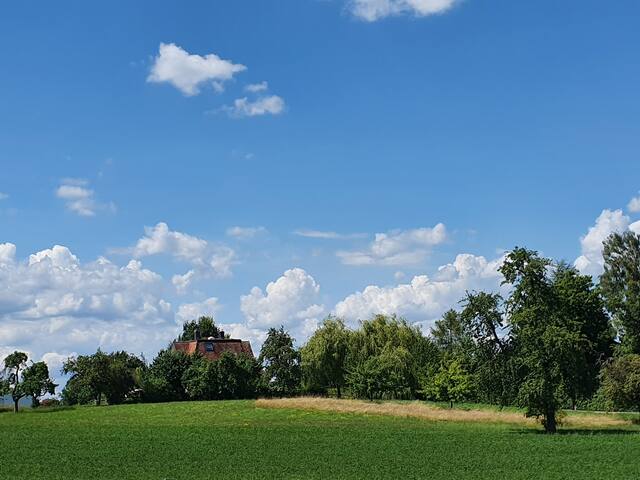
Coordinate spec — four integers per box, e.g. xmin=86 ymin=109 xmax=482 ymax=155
xmin=2 ymin=352 xmax=56 ymax=412
xmin=501 ymin=248 xmax=586 ymax=433
xmin=600 ymin=231 xmax=640 ymax=354
xmin=63 ymin=350 xmax=111 ymax=405
xmin=301 ymin=317 xmax=350 ymax=397
xmin=258 ymin=327 xmax=301 ymax=396
xmin=600 ymin=354 xmax=640 ymax=412
xmin=141 ymin=349 xmax=198 ymax=402
xmin=178 ymin=316 xmax=221 ymax=341
xmin=21 ymin=361 xmax=57 ymax=408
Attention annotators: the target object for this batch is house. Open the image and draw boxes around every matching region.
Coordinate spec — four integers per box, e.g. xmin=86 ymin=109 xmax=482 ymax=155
xmin=171 ymin=330 xmax=254 ymax=361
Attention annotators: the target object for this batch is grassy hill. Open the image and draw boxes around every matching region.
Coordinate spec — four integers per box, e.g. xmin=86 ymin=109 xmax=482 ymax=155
xmin=1 ymin=399 xmax=639 ymax=479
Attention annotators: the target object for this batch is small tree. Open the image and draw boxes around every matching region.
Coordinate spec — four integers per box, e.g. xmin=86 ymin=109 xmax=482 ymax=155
xmin=141 ymin=349 xmax=198 ymax=402
xmin=22 ymin=361 xmax=57 ymax=408
xmin=1 ymin=352 xmax=55 ymax=412
xmin=178 ymin=316 xmax=221 ymax=341
xmin=259 ymin=327 xmax=301 ymax=397
xmin=301 ymin=317 xmax=350 ymax=397
xmin=600 ymin=355 xmax=640 ymax=413
xmin=426 ymin=359 xmax=472 ymax=408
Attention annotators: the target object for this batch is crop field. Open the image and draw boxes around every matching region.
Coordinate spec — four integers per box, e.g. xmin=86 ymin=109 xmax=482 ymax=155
xmin=1 ymin=399 xmax=639 ymax=480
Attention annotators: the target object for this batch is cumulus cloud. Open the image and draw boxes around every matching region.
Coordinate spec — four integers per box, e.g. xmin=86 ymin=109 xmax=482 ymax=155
xmin=348 ymin=0 xmax=459 ymax=21
xmin=245 ymin=81 xmax=269 ymax=93
xmin=132 ymin=222 xmax=236 ymax=278
xmin=55 ymin=179 xmax=114 ymax=217
xmin=240 ymin=268 xmax=326 ymax=339
xmin=147 ymin=43 xmax=246 ymax=96
xmin=337 ymin=223 xmax=447 ymax=266
xmin=573 ymin=209 xmax=640 ymax=276
xmin=223 ymin=95 xmax=285 ymax=118
xmin=628 ymin=195 xmax=640 ymax=213
xmin=175 ymin=297 xmax=221 ymax=325
xmin=293 ymin=229 xmax=367 ymax=240
xmin=335 ymin=253 xmax=504 ymax=330
xmin=0 ymin=243 xmax=178 ymax=374
xmin=226 ymin=226 xmax=267 ymax=239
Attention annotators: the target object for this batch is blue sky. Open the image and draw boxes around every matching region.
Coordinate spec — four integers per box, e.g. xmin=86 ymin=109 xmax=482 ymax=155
xmin=1 ymin=0 xmax=640 ymax=373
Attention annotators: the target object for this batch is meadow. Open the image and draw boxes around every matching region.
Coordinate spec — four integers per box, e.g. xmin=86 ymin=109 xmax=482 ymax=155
xmin=1 ymin=399 xmax=639 ymax=480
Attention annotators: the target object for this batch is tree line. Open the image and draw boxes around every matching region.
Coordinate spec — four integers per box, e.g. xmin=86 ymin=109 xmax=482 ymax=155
xmin=3 ymin=232 xmax=640 ymax=433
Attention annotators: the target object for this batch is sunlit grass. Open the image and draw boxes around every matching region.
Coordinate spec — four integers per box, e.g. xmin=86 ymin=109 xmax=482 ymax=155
xmin=1 ymin=400 xmax=638 ymax=479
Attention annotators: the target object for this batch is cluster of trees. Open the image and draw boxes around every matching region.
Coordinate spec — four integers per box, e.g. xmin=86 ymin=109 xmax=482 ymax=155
xmin=1 ymin=352 xmax=56 ymax=412
xmin=299 ymin=233 xmax=640 ymax=433
xmin=59 ymin=319 xmax=304 ymax=406
xmin=5 ymin=231 xmax=640 ymax=434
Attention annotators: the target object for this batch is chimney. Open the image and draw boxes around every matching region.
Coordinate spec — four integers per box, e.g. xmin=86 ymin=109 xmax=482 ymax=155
xmin=219 ymin=330 xmax=225 ymax=339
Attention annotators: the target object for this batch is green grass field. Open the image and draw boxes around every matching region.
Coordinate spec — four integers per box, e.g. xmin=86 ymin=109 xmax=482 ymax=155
xmin=1 ymin=400 xmax=639 ymax=479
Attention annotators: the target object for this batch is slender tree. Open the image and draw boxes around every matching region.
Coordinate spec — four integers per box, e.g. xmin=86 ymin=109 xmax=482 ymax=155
xmin=259 ymin=327 xmax=301 ymax=396
xmin=301 ymin=317 xmax=350 ymax=397
xmin=601 ymin=231 xmax=640 ymax=353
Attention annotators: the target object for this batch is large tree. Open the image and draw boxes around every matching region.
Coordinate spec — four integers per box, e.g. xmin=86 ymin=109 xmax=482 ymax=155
xmin=601 ymin=231 xmax=640 ymax=353
xmin=258 ymin=327 xmax=301 ymax=396
xmin=501 ymin=248 xmax=584 ymax=433
xmin=62 ymin=350 xmax=144 ymax=405
xmin=600 ymin=354 xmax=640 ymax=413
xmin=301 ymin=317 xmax=350 ymax=397
xmin=1 ymin=352 xmax=55 ymax=412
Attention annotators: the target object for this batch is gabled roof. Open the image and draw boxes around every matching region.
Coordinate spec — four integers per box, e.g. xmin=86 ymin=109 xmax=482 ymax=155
xmin=171 ymin=338 xmax=254 ymax=361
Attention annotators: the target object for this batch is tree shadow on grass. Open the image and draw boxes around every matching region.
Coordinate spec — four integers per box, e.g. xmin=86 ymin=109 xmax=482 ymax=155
xmin=27 ymin=406 xmax=75 ymax=414
xmin=511 ymin=427 xmax=640 ymax=436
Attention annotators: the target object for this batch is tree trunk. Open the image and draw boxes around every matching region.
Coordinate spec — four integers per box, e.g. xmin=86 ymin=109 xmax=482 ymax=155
xmin=96 ymin=393 xmax=101 ymax=406
xmin=336 ymin=385 xmax=341 ymax=399
xmin=450 ymin=400 xmax=454 ymax=409
xmin=13 ymin=399 xmax=19 ymax=413
xmin=544 ymin=408 xmax=557 ymax=434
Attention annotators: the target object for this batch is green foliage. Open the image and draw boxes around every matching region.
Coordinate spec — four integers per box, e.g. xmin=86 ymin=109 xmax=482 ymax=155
xmin=601 ymin=231 xmax=640 ymax=354
xmin=2 ymin=351 xmax=55 ymax=412
xmin=63 ymin=350 xmax=144 ymax=405
xmin=301 ymin=317 xmax=350 ymax=396
xmin=21 ymin=361 xmax=57 ymax=408
xmin=425 ymin=359 xmax=472 ymax=407
xmin=348 ymin=314 xmax=437 ymax=397
xmin=178 ymin=316 xmax=221 ymax=341
xmin=141 ymin=349 xmax=198 ymax=402
xmin=600 ymin=354 xmax=640 ymax=412
xmin=183 ymin=352 xmax=260 ymax=400
xmin=500 ymin=248 xmax=590 ymax=433
xmin=347 ymin=347 xmax=414 ymax=400
xmin=259 ymin=327 xmax=301 ymax=396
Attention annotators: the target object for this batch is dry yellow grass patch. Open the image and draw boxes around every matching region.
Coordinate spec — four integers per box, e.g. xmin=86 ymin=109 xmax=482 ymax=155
xmin=256 ymin=397 xmax=631 ymax=429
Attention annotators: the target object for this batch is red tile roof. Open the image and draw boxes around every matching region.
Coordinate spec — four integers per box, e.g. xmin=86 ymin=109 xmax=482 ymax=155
xmin=171 ymin=339 xmax=254 ymax=361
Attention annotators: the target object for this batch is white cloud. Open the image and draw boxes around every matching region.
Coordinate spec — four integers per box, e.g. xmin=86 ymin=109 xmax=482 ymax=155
xmin=224 ymin=95 xmax=285 ymax=118
xmin=132 ymin=222 xmax=236 ymax=278
xmin=175 ymin=297 xmax=221 ymax=325
xmin=0 ymin=243 xmax=16 ymax=264
xmin=147 ymin=43 xmax=246 ymax=96
xmin=0 ymin=244 xmax=178 ymax=371
xmin=337 ymin=223 xmax=447 ymax=266
xmin=55 ymin=179 xmax=114 ymax=217
xmin=293 ymin=229 xmax=367 ymax=240
xmin=0 ymin=192 xmax=8 ymax=200
xmin=349 ymin=0 xmax=459 ymax=21
xmin=574 ymin=209 xmax=634 ymax=276
xmin=240 ymin=268 xmax=326 ymax=339
xmin=628 ymin=195 xmax=640 ymax=213
xmin=335 ymin=253 xmax=504 ymax=331
xmin=226 ymin=226 xmax=267 ymax=239
xmin=245 ymin=81 xmax=268 ymax=93
xmin=172 ymin=270 xmax=195 ymax=294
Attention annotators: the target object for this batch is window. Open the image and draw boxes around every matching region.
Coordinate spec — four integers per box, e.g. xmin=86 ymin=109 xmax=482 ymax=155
xmin=205 ymin=343 xmax=214 ymax=352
